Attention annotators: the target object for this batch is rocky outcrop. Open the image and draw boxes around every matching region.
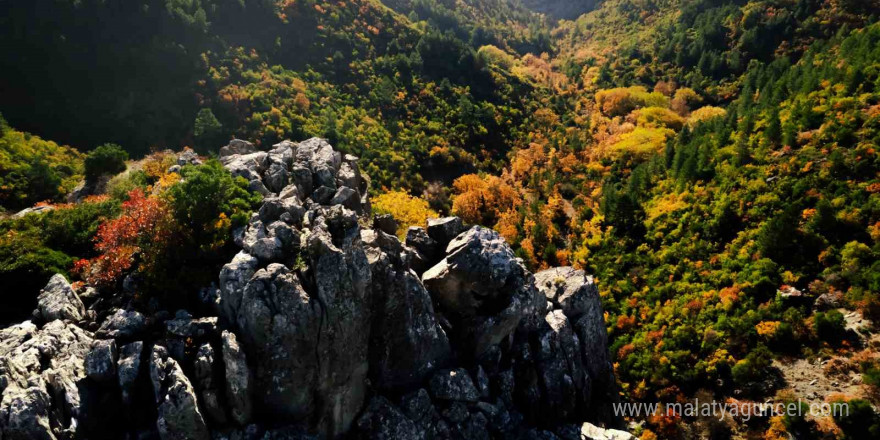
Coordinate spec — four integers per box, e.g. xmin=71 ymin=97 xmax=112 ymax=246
xmin=362 ymin=228 xmax=450 ymax=392
xmin=151 ymin=346 xmax=210 ymax=440
xmin=0 ymin=138 xmax=623 ymax=440
xmin=0 ymin=321 xmax=95 ymax=440
xmin=35 ymin=274 xmax=85 ymax=323
xmin=422 ymin=226 xmax=545 ymax=359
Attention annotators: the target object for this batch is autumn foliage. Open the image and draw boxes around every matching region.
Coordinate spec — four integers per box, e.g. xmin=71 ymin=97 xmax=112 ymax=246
xmin=451 ymin=174 xmax=522 ymax=226
xmin=372 ymin=190 xmax=438 ymax=238
xmin=74 ymin=188 xmax=173 ymax=287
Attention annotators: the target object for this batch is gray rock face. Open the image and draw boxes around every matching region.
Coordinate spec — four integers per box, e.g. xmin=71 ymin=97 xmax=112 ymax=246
xmin=304 ymin=207 xmax=373 ymax=437
xmin=178 ymin=149 xmax=202 ymax=166
xmin=85 ymin=339 xmax=117 ymax=382
xmin=218 ymin=251 xmax=260 ymax=328
xmin=221 ymin=331 xmax=252 ymax=426
xmin=362 ymin=229 xmax=450 ymax=391
xmin=193 ymin=343 xmax=226 ymax=425
xmin=222 ymin=152 xmax=269 ymax=182
xmin=230 ymin=263 xmax=320 ymax=421
xmin=151 ymin=346 xmax=209 ymax=440
xmin=117 ymin=341 xmax=143 ymax=406
xmin=0 ymin=321 xmax=94 ymax=440
xmin=36 ymin=274 xmax=85 ymax=322
xmin=96 ymin=309 xmax=147 ymax=340
xmin=225 ymin=215 xmax=372 ymax=434
xmin=219 ymin=139 xmax=256 ymax=158
xmin=218 ymin=139 xmax=375 ymax=438
xmin=502 ymin=267 xmax=618 ymax=426
xmin=372 ymin=214 xmax=398 ymax=236
xmin=429 ymin=369 xmax=480 ymax=403
xmin=355 ymin=396 xmax=420 ymax=440
xmin=426 ymin=217 xmax=467 ymax=247
xmin=534 ymin=267 xmax=610 ymax=381
xmin=422 ymin=226 xmax=544 ymax=358
xmin=405 ymin=227 xmax=440 ymax=275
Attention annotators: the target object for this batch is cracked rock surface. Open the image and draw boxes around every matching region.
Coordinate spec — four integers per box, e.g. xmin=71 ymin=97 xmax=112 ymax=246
xmin=0 ymin=139 xmax=625 ymax=440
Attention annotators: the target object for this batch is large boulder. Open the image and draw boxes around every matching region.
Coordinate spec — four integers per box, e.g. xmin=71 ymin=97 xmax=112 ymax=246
xmin=429 ymin=369 xmax=480 ymax=403
xmin=230 ymin=263 xmax=321 ymax=421
xmin=85 ymin=339 xmax=117 ymax=382
xmin=222 ymin=206 xmax=373 ymax=437
xmin=362 ymin=229 xmax=450 ymax=391
xmin=534 ymin=267 xmax=610 ymax=381
xmin=221 ymin=331 xmax=253 ymax=426
xmin=151 ymin=346 xmax=209 ymax=440
xmin=355 ymin=396 xmax=421 ymax=440
xmin=221 ymin=151 xmax=269 ymax=182
xmin=36 ymin=274 xmax=85 ymax=322
xmin=96 ymin=309 xmax=147 ymax=341
xmin=0 ymin=321 xmax=96 ymax=439
xmin=304 ymin=206 xmax=373 ymax=437
xmin=422 ymin=226 xmax=544 ymax=358
xmin=219 ymin=139 xmax=256 ymax=158
xmin=426 ymin=217 xmax=467 ymax=248
xmin=117 ymin=341 xmax=143 ymax=406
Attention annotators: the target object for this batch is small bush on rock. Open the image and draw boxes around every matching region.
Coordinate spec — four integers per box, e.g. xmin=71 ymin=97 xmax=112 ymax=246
xmin=85 ymin=143 xmax=128 ymax=181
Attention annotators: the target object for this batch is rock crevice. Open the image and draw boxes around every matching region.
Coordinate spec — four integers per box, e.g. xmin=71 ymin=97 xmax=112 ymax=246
xmin=0 ymin=139 xmax=625 ymax=440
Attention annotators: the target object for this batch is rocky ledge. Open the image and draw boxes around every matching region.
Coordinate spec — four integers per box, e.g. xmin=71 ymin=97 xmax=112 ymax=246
xmin=0 ymin=138 xmax=629 ymax=440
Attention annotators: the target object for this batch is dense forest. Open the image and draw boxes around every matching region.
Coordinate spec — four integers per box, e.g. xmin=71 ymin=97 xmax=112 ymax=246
xmin=3 ymin=0 xmax=880 ymax=438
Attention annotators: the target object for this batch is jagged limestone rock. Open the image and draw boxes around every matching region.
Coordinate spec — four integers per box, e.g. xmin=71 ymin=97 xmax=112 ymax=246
xmin=219 ymin=139 xmax=256 ymax=158
xmin=96 ymin=309 xmax=147 ymax=340
xmin=117 ymin=341 xmax=143 ymax=406
xmin=85 ymin=339 xmax=117 ymax=382
xmin=221 ymin=331 xmax=252 ymax=426
xmin=36 ymin=274 xmax=85 ymax=323
xmin=150 ymin=346 xmax=209 ymax=440
xmin=422 ymin=226 xmax=544 ymax=358
xmin=429 ymin=369 xmax=480 ymax=403
xmin=362 ymin=229 xmax=450 ymax=391
xmin=0 ymin=321 xmax=95 ymax=439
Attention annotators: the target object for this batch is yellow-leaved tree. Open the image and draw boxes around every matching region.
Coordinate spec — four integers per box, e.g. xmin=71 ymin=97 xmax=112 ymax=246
xmin=372 ymin=190 xmax=438 ymax=238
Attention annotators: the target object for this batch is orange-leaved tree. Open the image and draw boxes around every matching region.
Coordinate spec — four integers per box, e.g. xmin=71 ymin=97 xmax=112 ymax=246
xmin=74 ymin=188 xmax=174 ymax=288
xmin=451 ymin=173 xmax=521 ymax=227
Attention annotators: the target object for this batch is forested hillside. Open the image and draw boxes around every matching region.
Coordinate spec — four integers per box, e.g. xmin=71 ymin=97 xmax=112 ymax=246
xmin=3 ymin=0 xmax=880 ymax=438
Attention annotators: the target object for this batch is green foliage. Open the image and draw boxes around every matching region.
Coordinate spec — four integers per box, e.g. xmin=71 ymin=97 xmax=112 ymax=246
xmin=813 ymin=310 xmax=846 ymax=343
xmin=731 ymin=345 xmax=773 ymax=387
xmin=832 ymin=399 xmax=880 ymax=439
xmin=84 ymin=143 xmax=128 ymax=181
xmin=0 ymin=232 xmax=72 ymax=323
xmin=167 ymin=160 xmax=260 ymax=246
xmin=193 ymin=108 xmax=224 ymax=152
xmin=0 ymin=197 xmax=119 ymax=323
xmin=0 ymin=117 xmax=84 ymax=210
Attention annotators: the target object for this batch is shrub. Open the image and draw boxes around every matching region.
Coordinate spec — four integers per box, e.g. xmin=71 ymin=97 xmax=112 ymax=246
xmin=634 ymin=107 xmax=685 ymax=130
xmin=84 ymin=143 xmax=128 ymax=181
xmin=688 ymin=106 xmax=727 ymax=126
xmin=0 ymin=231 xmax=73 ymax=323
xmin=832 ymin=399 xmax=880 ymax=439
xmin=596 ymin=86 xmax=670 ymax=117
xmin=0 ymin=120 xmax=84 ymax=210
xmin=74 ymin=188 xmax=174 ymax=288
xmin=167 ymin=160 xmax=259 ymax=248
xmin=731 ymin=345 xmax=773 ymax=387
xmin=0 ymin=196 xmax=120 ymax=322
xmin=107 ymin=169 xmax=150 ymax=201
xmin=610 ymin=127 xmax=674 ymax=158
xmin=814 ymin=310 xmax=846 ymax=343
xmin=373 ymin=190 xmax=438 ymax=238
